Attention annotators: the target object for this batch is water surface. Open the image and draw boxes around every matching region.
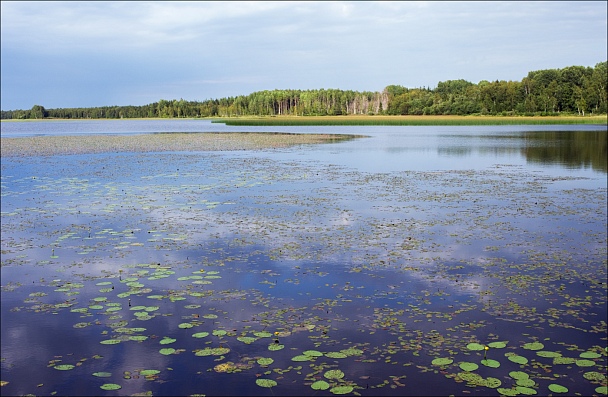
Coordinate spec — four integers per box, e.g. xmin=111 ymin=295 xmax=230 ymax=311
xmin=1 ymin=120 xmax=606 ymax=396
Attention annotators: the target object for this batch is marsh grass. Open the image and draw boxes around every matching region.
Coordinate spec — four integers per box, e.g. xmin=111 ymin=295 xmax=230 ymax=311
xmin=213 ymin=115 xmax=608 ymax=126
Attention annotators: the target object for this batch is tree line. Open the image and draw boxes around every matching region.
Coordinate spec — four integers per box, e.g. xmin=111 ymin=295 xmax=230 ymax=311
xmin=2 ymin=61 xmax=606 ymax=120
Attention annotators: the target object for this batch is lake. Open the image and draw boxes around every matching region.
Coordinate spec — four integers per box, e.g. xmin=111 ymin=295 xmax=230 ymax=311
xmin=1 ymin=119 xmax=606 ymax=396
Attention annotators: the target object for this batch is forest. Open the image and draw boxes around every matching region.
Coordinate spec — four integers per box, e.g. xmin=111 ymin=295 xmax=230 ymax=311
xmin=1 ymin=62 xmax=606 ymax=120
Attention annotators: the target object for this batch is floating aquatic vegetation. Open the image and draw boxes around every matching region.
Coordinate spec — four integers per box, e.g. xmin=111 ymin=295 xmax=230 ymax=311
xmin=99 ymin=383 xmax=121 ymax=390
xmin=54 ymin=365 xmax=75 ymax=371
xmin=255 ymin=378 xmax=277 ymax=388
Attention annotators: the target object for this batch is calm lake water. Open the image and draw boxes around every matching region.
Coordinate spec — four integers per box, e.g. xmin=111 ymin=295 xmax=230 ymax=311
xmin=1 ymin=120 xmax=607 ymax=396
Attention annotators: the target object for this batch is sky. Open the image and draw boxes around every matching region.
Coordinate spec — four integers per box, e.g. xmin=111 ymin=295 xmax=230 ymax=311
xmin=1 ymin=1 xmax=606 ymax=110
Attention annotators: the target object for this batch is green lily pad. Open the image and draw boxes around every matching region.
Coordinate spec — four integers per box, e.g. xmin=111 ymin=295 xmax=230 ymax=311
xmin=466 ymin=342 xmax=485 ymax=351
xmin=517 ymin=378 xmax=536 ymax=387
xmin=548 ymin=384 xmax=568 ymax=393
xmin=253 ymin=331 xmax=273 ymax=338
xmin=580 ymin=351 xmax=601 ymax=359
xmin=237 ymin=336 xmax=256 ymax=344
xmin=303 ymin=350 xmax=323 ymax=357
xmin=497 ymin=388 xmax=519 ymax=396
xmin=432 ymin=357 xmax=453 ymax=366
xmin=256 ymin=378 xmax=277 ymax=388
xmin=140 ymin=370 xmax=160 ymax=376
xmin=257 ymin=357 xmax=274 ymax=366
xmin=194 ymin=347 xmax=230 ymax=356
xmin=340 ymin=347 xmax=363 ymax=356
xmin=487 ymin=341 xmax=507 ymax=348
xmin=583 ymin=371 xmax=606 ymax=381
xmin=484 ymin=377 xmax=502 ymax=388
xmin=459 ymin=362 xmax=479 ymax=372
xmin=507 ymin=355 xmax=529 ymax=365
xmin=522 ymin=342 xmax=544 ymax=351
xmin=54 ymin=364 xmax=75 ymax=370
xmin=311 ymin=380 xmax=330 ymax=390
xmin=178 ymin=323 xmax=193 ymax=329
xmin=536 ymin=351 xmax=561 ymax=358
xmin=325 ymin=352 xmax=348 ymax=359
xmin=324 ymin=369 xmax=345 ymax=380
xmin=129 ymin=335 xmax=148 ymax=341
xmin=509 ymin=371 xmax=530 ymax=380
xmin=596 ymin=386 xmax=607 ymax=394
xmin=159 ymin=348 xmax=175 ymax=355
xmin=159 ymin=337 xmax=176 ymax=345
xmin=100 ymin=339 xmax=121 ymax=345
xmin=330 ymin=385 xmax=354 ymax=394
xmin=268 ymin=344 xmax=285 ymax=351
xmin=291 ymin=355 xmax=312 ymax=362
xmin=192 ymin=332 xmax=209 ymax=338
xmin=576 ymin=359 xmax=596 ymax=367
xmin=92 ymin=372 xmax=112 ymax=377
xmin=481 ymin=359 xmax=500 ymax=368
xmin=100 ymin=383 xmax=122 ymax=390
xmin=553 ymin=357 xmax=576 ymax=365
xmin=516 ymin=386 xmax=537 ymax=395
xmin=212 ymin=330 xmax=227 ymax=336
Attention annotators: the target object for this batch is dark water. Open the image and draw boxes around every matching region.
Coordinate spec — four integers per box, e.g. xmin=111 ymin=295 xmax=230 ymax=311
xmin=1 ymin=120 xmax=607 ymax=396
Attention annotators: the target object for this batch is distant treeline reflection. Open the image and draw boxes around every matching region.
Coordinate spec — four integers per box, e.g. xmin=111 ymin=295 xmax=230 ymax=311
xmin=523 ymin=131 xmax=607 ymax=173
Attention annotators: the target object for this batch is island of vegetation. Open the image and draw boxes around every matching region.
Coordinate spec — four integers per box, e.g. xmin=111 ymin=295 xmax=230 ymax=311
xmin=2 ymin=62 xmax=606 ymax=125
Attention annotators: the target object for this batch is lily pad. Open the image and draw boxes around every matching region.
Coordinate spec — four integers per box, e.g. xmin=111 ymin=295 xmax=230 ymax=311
xmin=466 ymin=342 xmax=485 ymax=351
xmin=330 ymin=385 xmax=354 ymax=394
xmin=256 ymin=378 xmax=277 ymax=388
xmin=487 ymin=341 xmax=507 ymax=348
xmin=507 ymin=355 xmax=529 ymax=365
xmin=536 ymin=351 xmax=561 ymax=358
xmin=575 ymin=359 xmax=596 ymax=367
xmin=516 ymin=386 xmax=537 ymax=395
xmin=192 ymin=332 xmax=209 ymax=338
xmin=481 ymin=359 xmax=500 ymax=368
xmin=325 ymin=352 xmax=348 ymax=359
xmin=268 ymin=344 xmax=285 ymax=351
xmin=459 ymin=362 xmax=478 ymax=372
xmin=54 ymin=364 xmax=75 ymax=370
xmin=583 ymin=371 xmax=606 ymax=381
xmin=257 ymin=357 xmax=274 ymax=366
xmin=159 ymin=348 xmax=176 ymax=355
xmin=303 ymin=350 xmax=323 ymax=357
xmin=92 ymin=372 xmax=112 ymax=377
xmin=548 ymin=384 xmax=568 ymax=393
xmin=522 ymin=342 xmax=544 ymax=351
xmin=579 ymin=351 xmax=601 ymax=359
xmin=324 ymin=369 xmax=345 ymax=380
xmin=159 ymin=337 xmax=176 ymax=345
xmin=509 ymin=371 xmax=530 ymax=380
xmin=178 ymin=323 xmax=193 ymax=329
xmin=140 ymin=369 xmax=160 ymax=376
xmin=100 ymin=383 xmax=122 ymax=390
xmin=431 ymin=357 xmax=453 ymax=366
xmin=311 ymin=380 xmax=330 ymax=390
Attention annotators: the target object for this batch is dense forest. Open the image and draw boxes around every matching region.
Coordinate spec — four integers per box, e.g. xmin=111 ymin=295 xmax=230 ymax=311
xmin=2 ymin=62 xmax=606 ymax=120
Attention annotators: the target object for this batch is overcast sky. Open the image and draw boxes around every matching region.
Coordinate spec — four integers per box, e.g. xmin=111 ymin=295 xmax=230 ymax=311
xmin=1 ymin=1 xmax=606 ymax=110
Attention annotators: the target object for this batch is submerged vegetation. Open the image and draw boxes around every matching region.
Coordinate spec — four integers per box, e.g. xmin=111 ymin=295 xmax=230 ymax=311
xmin=2 ymin=61 xmax=606 ymax=120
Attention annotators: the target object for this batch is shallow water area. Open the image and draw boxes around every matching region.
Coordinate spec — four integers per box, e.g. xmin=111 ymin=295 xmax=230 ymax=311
xmin=1 ymin=120 xmax=607 ymax=396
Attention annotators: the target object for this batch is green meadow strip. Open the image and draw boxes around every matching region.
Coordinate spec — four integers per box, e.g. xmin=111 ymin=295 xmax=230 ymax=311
xmin=213 ymin=115 xmax=607 ymax=126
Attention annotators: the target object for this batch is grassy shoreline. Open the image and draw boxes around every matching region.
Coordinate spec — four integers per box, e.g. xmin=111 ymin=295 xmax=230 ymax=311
xmin=0 ymin=132 xmax=361 ymax=157
xmin=214 ymin=114 xmax=608 ymax=126
xmin=2 ymin=114 xmax=607 ymax=126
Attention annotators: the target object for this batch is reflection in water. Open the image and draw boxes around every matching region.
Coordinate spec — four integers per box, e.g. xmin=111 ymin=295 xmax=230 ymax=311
xmin=523 ymin=131 xmax=607 ymax=173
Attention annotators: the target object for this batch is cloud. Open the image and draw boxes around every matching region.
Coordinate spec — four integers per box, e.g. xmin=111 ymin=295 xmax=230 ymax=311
xmin=1 ymin=1 xmax=606 ymax=109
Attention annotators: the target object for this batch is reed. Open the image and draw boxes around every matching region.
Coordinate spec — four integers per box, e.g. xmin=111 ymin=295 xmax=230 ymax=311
xmin=213 ymin=115 xmax=607 ymax=126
